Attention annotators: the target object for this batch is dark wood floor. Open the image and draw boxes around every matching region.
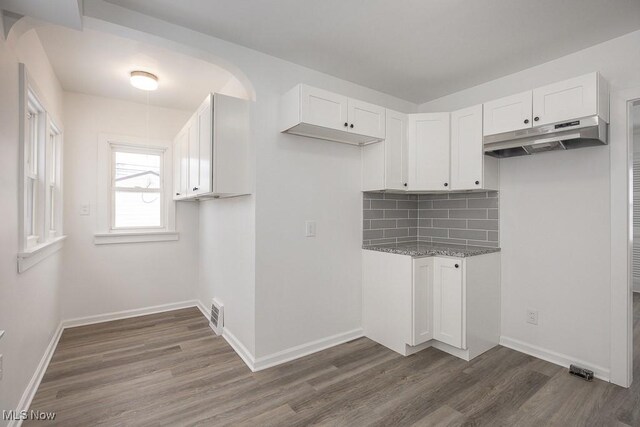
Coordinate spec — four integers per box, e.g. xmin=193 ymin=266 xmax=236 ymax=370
xmin=27 ymin=294 xmax=640 ymax=426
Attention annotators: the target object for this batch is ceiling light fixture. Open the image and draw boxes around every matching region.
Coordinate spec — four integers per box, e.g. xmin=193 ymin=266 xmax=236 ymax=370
xmin=130 ymin=70 xmax=159 ymax=91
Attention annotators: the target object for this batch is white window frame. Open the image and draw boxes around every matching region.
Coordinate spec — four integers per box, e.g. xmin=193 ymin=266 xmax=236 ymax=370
xmin=95 ymin=134 xmax=177 ymax=245
xmin=17 ymin=63 xmax=66 ymax=273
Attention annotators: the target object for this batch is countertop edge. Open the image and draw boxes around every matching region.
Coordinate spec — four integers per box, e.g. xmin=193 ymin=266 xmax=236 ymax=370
xmin=362 ymin=245 xmax=501 ymax=258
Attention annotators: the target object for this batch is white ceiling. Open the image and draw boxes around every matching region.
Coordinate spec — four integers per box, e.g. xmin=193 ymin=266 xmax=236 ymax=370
xmin=35 ymin=25 xmax=237 ymax=111
xmin=103 ymin=0 xmax=640 ymax=104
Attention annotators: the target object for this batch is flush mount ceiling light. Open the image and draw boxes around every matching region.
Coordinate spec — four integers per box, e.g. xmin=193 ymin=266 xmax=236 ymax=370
xmin=130 ymin=71 xmax=159 ymax=91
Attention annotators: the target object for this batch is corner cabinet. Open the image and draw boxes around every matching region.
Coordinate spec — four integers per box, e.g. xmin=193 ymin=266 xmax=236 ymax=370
xmin=281 ymin=84 xmax=385 ymax=145
xmin=362 ymin=106 xmax=498 ymax=193
xmin=173 ymin=93 xmax=250 ymax=200
xmin=408 ymin=113 xmax=450 ymax=192
xmin=362 ymin=250 xmax=500 ymax=361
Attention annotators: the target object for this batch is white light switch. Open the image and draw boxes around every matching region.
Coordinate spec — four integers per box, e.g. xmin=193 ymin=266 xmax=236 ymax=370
xmin=80 ymin=204 xmax=90 ymax=216
xmin=305 ymin=221 xmax=316 ymax=237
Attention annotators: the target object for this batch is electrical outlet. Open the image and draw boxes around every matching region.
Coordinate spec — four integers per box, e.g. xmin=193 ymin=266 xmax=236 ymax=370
xmin=526 ymin=309 xmax=539 ymax=325
xmin=80 ymin=204 xmax=90 ymax=216
xmin=305 ymin=221 xmax=316 ymax=237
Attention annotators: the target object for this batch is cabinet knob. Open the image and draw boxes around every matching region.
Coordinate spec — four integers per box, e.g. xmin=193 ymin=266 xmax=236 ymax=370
xmin=524 ymin=119 xmax=529 ymax=124
xmin=176 ymin=192 xmax=180 ymax=196
xmin=350 ymin=124 xmax=354 ymax=128
xmin=534 ymin=116 xmax=540 ymax=122
xmin=403 ymin=183 xmax=408 ymax=187
xmin=455 ymin=264 xmax=459 ymax=268
xmin=344 ymin=122 xmax=348 ymax=127
xmin=444 ymin=183 xmax=448 ymax=187
xmin=193 ymin=187 xmax=198 ymax=191
xmin=475 ymin=180 xmax=480 ymax=185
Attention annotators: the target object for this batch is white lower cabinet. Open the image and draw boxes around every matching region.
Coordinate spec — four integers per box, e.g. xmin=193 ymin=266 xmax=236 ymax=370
xmin=363 ymin=250 xmax=500 ymax=361
xmin=411 ymin=257 xmax=433 ymax=346
xmin=432 ymin=257 xmax=464 ymax=348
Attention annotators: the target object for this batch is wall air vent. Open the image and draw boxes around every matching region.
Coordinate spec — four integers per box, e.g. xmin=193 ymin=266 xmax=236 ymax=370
xmin=210 ymin=298 xmax=224 ymax=335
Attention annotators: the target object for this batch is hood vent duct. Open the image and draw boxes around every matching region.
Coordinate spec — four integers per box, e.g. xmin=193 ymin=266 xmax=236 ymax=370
xmin=483 ymin=115 xmax=608 ymax=158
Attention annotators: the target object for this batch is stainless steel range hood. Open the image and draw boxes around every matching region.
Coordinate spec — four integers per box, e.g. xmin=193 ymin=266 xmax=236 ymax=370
xmin=483 ymin=115 xmax=608 ymax=158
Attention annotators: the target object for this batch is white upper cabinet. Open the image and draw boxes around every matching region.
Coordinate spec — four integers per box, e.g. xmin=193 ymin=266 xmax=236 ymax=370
xmin=300 ymin=84 xmax=348 ymax=131
xmin=483 ymin=91 xmax=533 ymax=136
xmin=348 ymin=98 xmax=386 ymax=139
xmin=362 ymin=109 xmax=407 ymax=191
xmin=451 ymin=104 xmax=491 ymax=191
xmin=483 ymin=72 xmax=609 ymax=136
xmin=281 ymin=84 xmax=386 ymax=145
xmin=189 ymin=95 xmax=213 ymax=196
xmin=173 ymin=93 xmax=250 ymax=200
xmin=532 ymin=72 xmax=609 ymax=126
xmin=433 ymin=257 xmax=465 ymax=349
xmin=408 ymin=113 xmax=450 ymax=191
xmin=173 ymin=128 xmax=188 ymax=199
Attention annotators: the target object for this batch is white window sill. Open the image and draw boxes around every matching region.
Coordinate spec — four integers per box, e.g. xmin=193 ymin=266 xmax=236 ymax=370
xmin=94 ymin=231 xmax=179 ymax=245
xmin=18 ymin=235 xmax=67 ymax=273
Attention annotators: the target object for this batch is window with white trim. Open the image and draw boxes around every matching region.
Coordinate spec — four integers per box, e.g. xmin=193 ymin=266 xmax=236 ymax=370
xmin=111 ymin=145 xmax=164 ymax=230
xmin=95 ymin=134 xmax=176 ymax=245
xmin=18 ymin=63 xmax=65 ymax=273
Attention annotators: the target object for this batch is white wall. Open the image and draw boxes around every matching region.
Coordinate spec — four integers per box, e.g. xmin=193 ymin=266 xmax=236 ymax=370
xmin=60 ymin=92 xmax=199 ymax=320
xmin=83 ymin=1 xmax=417 ymax=361
xmin=419 ymin=29 xmax=640 ymax=376
xmin=0 ymin=29 xmax=63 ymax=419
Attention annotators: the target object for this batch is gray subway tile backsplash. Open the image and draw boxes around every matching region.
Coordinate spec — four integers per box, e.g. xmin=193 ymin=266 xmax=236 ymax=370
xmin=363 ymin=191 xmax=500 ymax=247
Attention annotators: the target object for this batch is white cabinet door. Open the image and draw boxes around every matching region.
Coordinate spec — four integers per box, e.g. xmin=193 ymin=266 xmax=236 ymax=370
xmin=408 ymin=113 xmax=450 ymax=191
xmin=187 ymin=115 xmax=200 ymax=196
xmin=483 ymin=91 xmax=532 ymax=136
xmin=532 ymin=73 xmax=599 ymax=126
xmin=197 ymin=95 xmax=212 ymax=195
xmin=433 ymin=257 xmax=464 ymax=349
xmin=411 ymin=257 xmax=433 ymax=346
xmin=173 ymin=129 xmax=188 ymax=200
xmin=451 ymin=105 xmax=483 ymax=191
xmin=300 ymin=85 xmax=348 ymax=131
xmin=385 ymin=110 xmax=408 ymax=190
xmin=348 ymin=98 xmax=386 ymax=139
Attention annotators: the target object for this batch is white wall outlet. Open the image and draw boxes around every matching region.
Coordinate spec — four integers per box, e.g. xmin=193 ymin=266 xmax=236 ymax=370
xmin=80 ymin=204 xmax=90 ymax=216
xmin=305 ymin=220 xmax=316 ymax=237
xmin=526 ymin=309 xmax=539 ymax=325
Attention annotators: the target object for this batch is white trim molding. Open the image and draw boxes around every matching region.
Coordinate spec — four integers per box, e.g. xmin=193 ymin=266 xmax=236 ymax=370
xmin=62 ymin=300 xmax=199 ymax=328
xmin=17 ymin=235 xmax=66 ymax=273
xmin=253 ymin=328 xmax=364 ymax=372
xmin=500 ymin=336 xmax=610 ymax=381
xmin=94 ymin=231 xmax=179 ymax=245
xmin=9 ymin=324 xmax=64 ymax=427
xmin=609 ymin=87 xmax=640 ymax=388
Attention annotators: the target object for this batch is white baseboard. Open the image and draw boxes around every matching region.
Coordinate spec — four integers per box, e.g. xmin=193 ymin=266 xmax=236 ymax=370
xmin=194 ymin=300 xmax=363 ymax=372
xmin=222 ymin=328 xmax=257 ymax=371
xmin=9 ymin=323 xmax=64 ymax=427
xmin=252 ymin=328 xmax=364 ymax=371
xmin=62 ymin=300 xmax=201 ymax=328
xmin=499 ymin=336 xmax=610 ymax=381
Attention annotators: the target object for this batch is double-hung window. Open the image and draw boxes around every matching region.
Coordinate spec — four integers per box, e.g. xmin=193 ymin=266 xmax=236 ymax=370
xmin=95 ymin=135 xmax=177 ymax=245
xmin=18 ymin=64 xmax=65 ymax=272
xmin=111 ymin=146 xmax=164 ymax=230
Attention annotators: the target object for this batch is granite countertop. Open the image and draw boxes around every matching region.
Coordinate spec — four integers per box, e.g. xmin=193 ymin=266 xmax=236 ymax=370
xmin=362 ymin=241 xmax=500 ymax=258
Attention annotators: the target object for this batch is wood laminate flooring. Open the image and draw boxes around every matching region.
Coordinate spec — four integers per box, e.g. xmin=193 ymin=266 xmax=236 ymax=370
xmin=26 ymin=294 xmax=640 ymax=426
